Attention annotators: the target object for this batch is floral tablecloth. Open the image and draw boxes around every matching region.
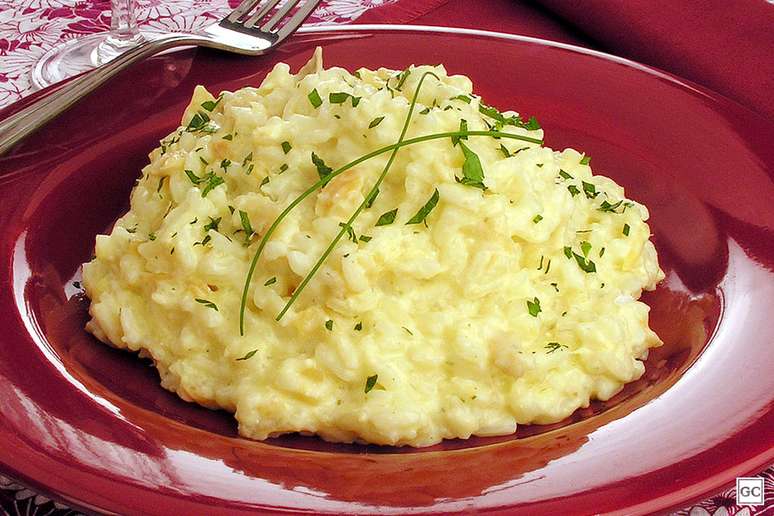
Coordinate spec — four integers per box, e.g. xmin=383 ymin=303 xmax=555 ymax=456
xmin=0 ymin=0 xmax=771 ymax=514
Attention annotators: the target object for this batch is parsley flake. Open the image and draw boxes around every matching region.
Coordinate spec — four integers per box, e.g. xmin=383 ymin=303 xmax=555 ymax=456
xmin=545 ymin=342 xmax=567 ymax=353
xmin=580 ymin=155 xmax=592 ymax=165
xmin=354 ymin=321 xmax=363 ymax=331
xmin=239 ymin=210 xmax=254 ymax=242
xmin=368 ymin=116 xmax=385 ymax=129
xmin=456 ymin=141 xmax=486 ymax=190
xmin=308 ymin=88 xmax=322 ymax=108
xmin=533 ymin=214 xmax=543 ymax=224
xmin=325 ymin=319 xmax=333 ymax=331
xmin=236 ymin=349 xmax=257 ymax=361
xmin=264 ymin=277 xmax=277 ymax=286
xmin=527 ymin=297 xmax=541 ymax=317
xmin=623 ymin=223 xmax=631 ymax=236
xmin=195 ymin=298 xmax=218 ymax=311
xmin=364 ymin=374 xmax=378 ymax=393
xmin=406 ymin=189 xmax=440 ymax=226
xmin=375 ymin=208 xmax=398 ymax=226
xmin=311 ymin=152 xmax=333 ymax=186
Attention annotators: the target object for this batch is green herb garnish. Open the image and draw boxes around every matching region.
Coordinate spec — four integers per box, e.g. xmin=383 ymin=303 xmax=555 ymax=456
xmin=308 ymin=88 xmax=322 ymax=108
xmin=354 ymin=321 xmax=363 ymax=331
xmin=364 ymin=374 xmax=378 ymax=393
xmin=580 ymin=241 xmax=592 ymax=257
xmin=325 ymin=319 xmax=333 ymax=331
xmin=376 ymin=208 xmax=398 ymax=226
xmin=236 ymin=349 xmax=257 ymax=361
xmin=527 ymin=297 xmax=541 ymax=317
xmin=264 ymin=277 xmax=276 ymax=286
xmin=406 ymin=189 xmax=439 ymax=226
xmin=369 ymin=116 xmax=385 ymax=129
xmin=311 ymin=152 xmax=333 ymax=185
xmin=533 ymin=214 xmax=543 ymax=224
xmin=281 ymin=141 xmax=292 ymax=154
xmin=567 ymin=184 xmax=580 ymax=197
xmin=623 ymin=223 xmax=631 ymax=236
xmin=456 ymin=141 xmax=486 ymax=189
xmin=239 ymin=210 xmax=254 ymax=242
xmin=545 ymin=342 xmax=566 ymax=353
xmin=582 ymin=181 xmax=598 ymax=199
xmin=580 ymin=155 xmax=591 ymax=165
xmin=195 ymin=298 xmax=218 ymax=311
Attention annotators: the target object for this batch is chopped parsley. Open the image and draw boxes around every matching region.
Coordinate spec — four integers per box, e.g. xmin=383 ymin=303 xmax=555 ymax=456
xmin=203 ymin=216 xmax=221 ymax=233
xmin=264 ymin=277 xmax=277 ymax=286
xmin=599 ymin=247 xmax=606 ymax=257
xmin=368 ymin=116 xmax=385 ymax=129
xmin=185 ymin=111 xmax=210 ymax=132
xmin=200 ymin=96 xmax=222 ymax=112
xmin=195 ymin=298 xmax=218 ymax=311
xmin=564 ymin=246 xmax=573 ymax=259
xmin=623 ymin=223 xmax=631 ymax=236
xmin=222 ymin=133 xmax=233 ymax=141
xmin=279 ymin=163 xmax=289 ymax=174
xmin=402 ymin=327 xmax=414 ymax=336
xmin=354 ymin=321 xmax=363 ymax=331
xmin=260 ymin=176 xmax=270 ymax=187
xmin=220 ymin=159 xmax=231 ymax=172
xmin=582 ymin=181 xmax=598 ymax=199
xmin=533 ymin=214 xmax=543 ymax=224
xmin=375 ymin=208 xmax=398 ymax=226
xmin=325 ymin=319 xmax=333 ymax=331
xmin=451 ymin=94 xmax=472 ymax=104
xmin=308 ymin=88 xmax=322 ymax=108
xmin=406 ymin=189 xmax=439 ymax=226
xmin=456 ymin=141 xmax=486 ymax=190
xmin=527 ymin=297 xmax=541 ymax=317
xmin=499 ymin=144 xmax=511 ymax=158
xmin=236 ymin=349 xmax=257 ymax=361
xmin=559 ymin=169 xmax=573 ymax=180
xmin=545 ymin=342 xmax=567 ymax=353
xmin=451 ymin=119 xmax=468 ymax=147
xmin=338 ymin=222 xmax=357 ymax=242
xmin=239 ymin=210 xmax=254 ymax=242
xmin=311 ymin=152 xmax=333 ymax=185
xmin=281 ymin=141 xmax=292 ymax=154
xmin=364 ymin=374 xmax=378 ymax=393
xmin=358 ymin=235 xmax=372 ymax=243
xmin=580 ymin=155 xmax=592 ymax=165
xmin=242 ymin=152 xmax=253 ymax=166
xmin=567 ymin=184 xmax=580 ymax=197
xmin=598 ymin=200 xmax=623 ymax=213
xmin=329 ymin=92 xmax=350 ymax=104
xmin=580 ymin=240 xmax=592 ymax=257
xmin=148 ymin=232 xmax=157 ymax=241
xmin=573 ymin=251 xmax=597 ymax=273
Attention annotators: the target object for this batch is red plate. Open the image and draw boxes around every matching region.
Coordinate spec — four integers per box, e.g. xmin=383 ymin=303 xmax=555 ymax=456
xmin=0 ymin=26 xmax=772 ymax=515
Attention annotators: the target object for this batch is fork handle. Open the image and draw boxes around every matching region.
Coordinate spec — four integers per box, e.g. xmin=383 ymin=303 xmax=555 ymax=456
xmin=0 ymin=33 xmax=197 ymax=157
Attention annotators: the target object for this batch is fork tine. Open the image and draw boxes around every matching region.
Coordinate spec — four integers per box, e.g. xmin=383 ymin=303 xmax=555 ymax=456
xmin=242 ymin=0 xmax=284 ymax=28
xmin=259 ymin=0 xmax=302 ymax=31
xmin=275 ymin=0 xmax=321 ymax=40
xmin=237 ymin=0 xmax=281 ymax=27
xmin=226 ymin=0 xmax=267 ymax=23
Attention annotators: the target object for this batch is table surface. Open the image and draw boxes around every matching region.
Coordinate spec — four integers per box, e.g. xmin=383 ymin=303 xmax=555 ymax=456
xmin=0 ymin=1 xmax=771 ymax=515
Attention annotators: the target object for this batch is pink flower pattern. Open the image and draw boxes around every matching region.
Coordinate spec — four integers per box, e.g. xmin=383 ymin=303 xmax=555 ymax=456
xmin=0 ymin=0 xmax=401 ymax=108
xmin=0 ymin=0 xmax=772 ymax=513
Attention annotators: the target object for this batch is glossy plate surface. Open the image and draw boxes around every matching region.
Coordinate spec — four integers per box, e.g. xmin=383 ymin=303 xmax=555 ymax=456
xmin=0 ymin=26 xmax=772 ymax=515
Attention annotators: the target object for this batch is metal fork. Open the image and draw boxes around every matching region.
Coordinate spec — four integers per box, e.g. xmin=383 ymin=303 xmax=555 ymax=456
xmin=0 ymin=0 xmax=321 ymax=156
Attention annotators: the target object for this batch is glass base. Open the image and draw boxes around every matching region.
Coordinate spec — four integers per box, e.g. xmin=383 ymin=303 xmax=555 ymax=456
xmin=31 ymin=32 xmax=143 ymax=90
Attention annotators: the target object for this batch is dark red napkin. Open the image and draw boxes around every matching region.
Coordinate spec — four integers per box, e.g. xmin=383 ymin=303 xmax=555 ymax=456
xmin=360 ymin=0 xmax=774 ymax=121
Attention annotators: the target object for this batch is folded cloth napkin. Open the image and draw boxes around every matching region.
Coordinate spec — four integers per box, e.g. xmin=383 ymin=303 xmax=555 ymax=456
xmin=363 ymin=0 xmax=774 ymax=120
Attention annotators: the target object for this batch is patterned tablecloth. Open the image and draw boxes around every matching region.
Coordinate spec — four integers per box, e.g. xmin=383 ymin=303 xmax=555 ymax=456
xmin=0 ymin=1 xmax=771 ymax=514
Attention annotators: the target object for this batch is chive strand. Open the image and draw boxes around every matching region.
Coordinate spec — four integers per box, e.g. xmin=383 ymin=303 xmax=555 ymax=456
xmin=238 ymin=129 xmax=542 ymax=334
xmin=276 ymin=71 xmax=439 ymax=321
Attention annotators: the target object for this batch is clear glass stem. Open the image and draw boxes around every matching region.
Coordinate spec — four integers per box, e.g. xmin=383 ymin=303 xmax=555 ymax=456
xmin=97 ymin=0 xmax=144 ymax=65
